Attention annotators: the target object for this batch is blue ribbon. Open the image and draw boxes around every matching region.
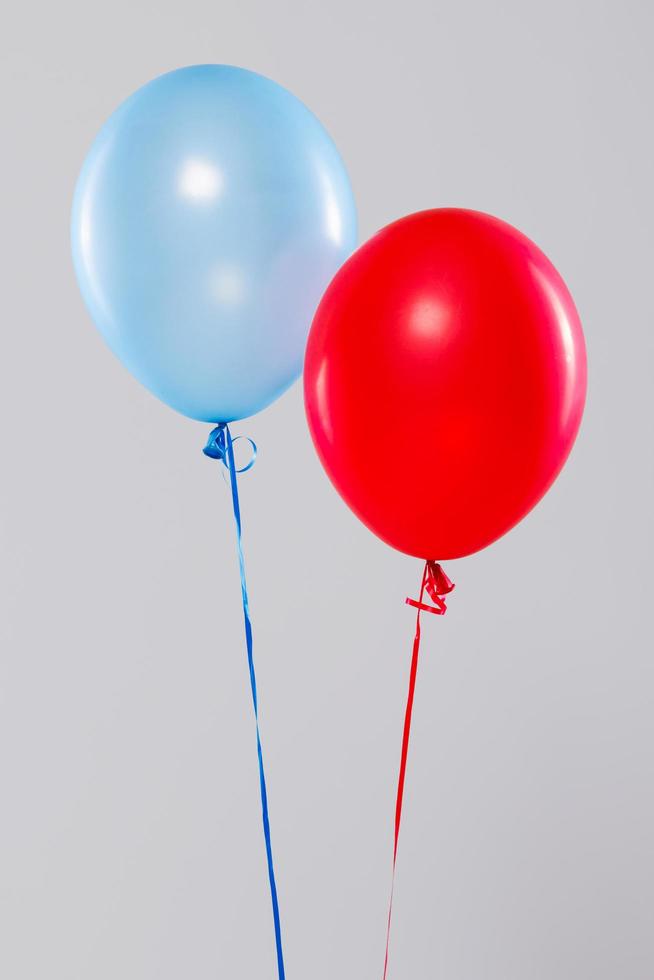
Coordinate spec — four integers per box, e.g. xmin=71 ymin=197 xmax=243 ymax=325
xmin=204 ymin=423 xmax=286 ymax=980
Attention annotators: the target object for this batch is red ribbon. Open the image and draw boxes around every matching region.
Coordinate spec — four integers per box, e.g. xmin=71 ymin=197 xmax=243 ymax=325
xmin=383 ymin=561 xmax=455 ymax=980
xmin=405 ymin=560 xmax=455 ymax=615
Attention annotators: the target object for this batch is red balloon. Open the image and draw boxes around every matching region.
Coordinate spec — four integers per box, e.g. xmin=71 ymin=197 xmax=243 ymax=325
xmin=304 ymin=209 xmax=587 ymax=560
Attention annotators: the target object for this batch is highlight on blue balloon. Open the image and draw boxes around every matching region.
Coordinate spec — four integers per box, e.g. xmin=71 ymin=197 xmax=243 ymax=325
xmin=71 ymin=64 xmax=357 ymax=422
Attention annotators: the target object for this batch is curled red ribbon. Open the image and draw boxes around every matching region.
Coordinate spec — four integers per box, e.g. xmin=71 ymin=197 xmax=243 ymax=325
xmin=383 ymin=561 xmax=455 ymax=979
xmin=406 ymin=560 xmax=455 ymax=615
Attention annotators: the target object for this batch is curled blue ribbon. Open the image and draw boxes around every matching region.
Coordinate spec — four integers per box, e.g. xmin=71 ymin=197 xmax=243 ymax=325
xmin=204 ymin=423 xmax=286 ymax=980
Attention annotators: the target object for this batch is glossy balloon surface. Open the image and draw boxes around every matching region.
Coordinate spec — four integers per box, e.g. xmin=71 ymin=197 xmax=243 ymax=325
xmin=72 ymin=64 xmax=357 ymax=422
xmin=304 ymin=209 xmax=586 ymax=560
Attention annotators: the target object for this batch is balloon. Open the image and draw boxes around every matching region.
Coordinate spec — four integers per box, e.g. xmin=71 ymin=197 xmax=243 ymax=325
xmin=71 ymin=65 xmax=357 ymax=422
xmin=304 ymin=209 xmax=586 ymax=560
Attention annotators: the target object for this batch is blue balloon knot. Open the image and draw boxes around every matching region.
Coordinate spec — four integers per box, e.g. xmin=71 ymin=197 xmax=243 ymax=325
xmin=203 ymin=424 xmax=228 ymax=460
xmin=204 ymin=423 xmax=257 ymax=473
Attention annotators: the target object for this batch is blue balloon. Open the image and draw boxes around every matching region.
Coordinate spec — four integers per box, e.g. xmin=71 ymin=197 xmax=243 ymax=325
xmin=71 ymin=65 xmax=357 ymax=422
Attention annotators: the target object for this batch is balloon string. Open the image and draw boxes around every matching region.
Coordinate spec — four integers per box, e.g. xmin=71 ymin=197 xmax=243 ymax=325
xmin=383 ymin=561 xmax=454 ymax=979
xmin=204 ymin=424 xmax=286 ymax=980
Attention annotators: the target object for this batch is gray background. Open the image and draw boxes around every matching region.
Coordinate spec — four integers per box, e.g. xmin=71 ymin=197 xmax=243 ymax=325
xmin=1 ymin=1 xmax=652 ymax=978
